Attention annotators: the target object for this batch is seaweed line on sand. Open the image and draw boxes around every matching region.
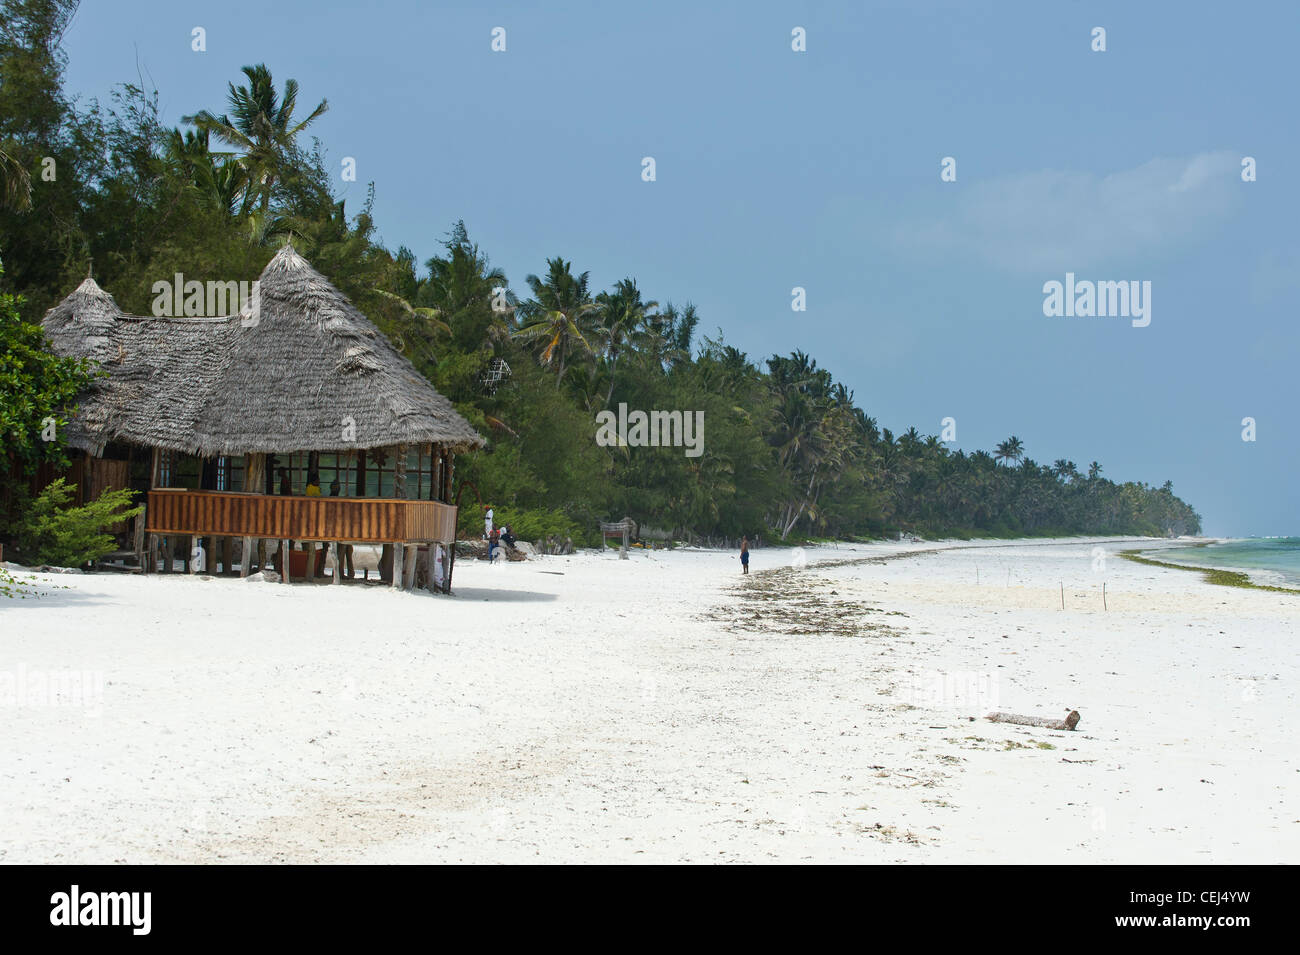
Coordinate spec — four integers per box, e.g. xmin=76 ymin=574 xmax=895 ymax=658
xmin=702 ymin=562 xmax=906 ymax=638
xmin=1120 ymin=550 xmax=1300 ymax=595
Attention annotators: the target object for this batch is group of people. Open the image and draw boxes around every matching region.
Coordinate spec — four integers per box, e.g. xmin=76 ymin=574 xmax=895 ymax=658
xmin=484 ymin=505 xmax=517 ymax=561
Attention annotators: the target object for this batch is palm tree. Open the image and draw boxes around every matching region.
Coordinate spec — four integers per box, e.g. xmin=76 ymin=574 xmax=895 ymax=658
xmin=514 ymin=257 xmax=601 ymax=386
xmin=993 ymin=436 xmax=1025 ymax=467
xmin=419 ymin=221 xmax=511 ymax=352
xmin=1051 ymin=459 xmax=1079 ymax=482
xmin=1088 ymin=461 xmax=1103 ymax=480
xmin=595 ymin=278 xmax=657 ymax=406
xmin=184 ymin=64 xmax=328 ymax=218
xmin=0 ymin=146 xmax=31 ymax=211
xmin=163 ymin=127 xmax=247 ymax=216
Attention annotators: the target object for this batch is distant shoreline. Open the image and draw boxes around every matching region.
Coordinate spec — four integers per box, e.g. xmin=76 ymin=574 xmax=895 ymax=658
xmin=1122 ymin=542 xmax=1300 ymax=594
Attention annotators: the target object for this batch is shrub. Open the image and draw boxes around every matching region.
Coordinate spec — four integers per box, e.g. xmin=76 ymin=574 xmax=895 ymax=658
xmin=497 ymin=507 xmax=582 ymax=546
xmin=13 ymin=478 xmax=143 ymax=567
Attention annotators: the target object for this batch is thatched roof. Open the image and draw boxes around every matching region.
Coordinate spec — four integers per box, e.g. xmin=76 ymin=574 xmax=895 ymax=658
xmin=41 ymin=246 xmax=484 ymax=457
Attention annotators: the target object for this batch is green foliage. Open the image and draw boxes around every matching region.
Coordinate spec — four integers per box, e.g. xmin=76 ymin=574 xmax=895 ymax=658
xmin=0 ymin=260 xmax=94 ymax=478
xmin=498 ymin=508 xmax=583 ymax=546
xmin=12 ymin=478 xmax=142 ymax=567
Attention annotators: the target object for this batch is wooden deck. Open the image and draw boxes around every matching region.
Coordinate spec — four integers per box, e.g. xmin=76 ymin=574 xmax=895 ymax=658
xmin=146 ymin=489 xmax=459 ymax=544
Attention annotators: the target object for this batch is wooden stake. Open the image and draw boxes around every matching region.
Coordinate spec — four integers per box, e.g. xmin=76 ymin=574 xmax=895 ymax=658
xmin=240 ymin=537 xmax=253 ymax=578
xmin=280 ymin=539 xmax=290 ymax=584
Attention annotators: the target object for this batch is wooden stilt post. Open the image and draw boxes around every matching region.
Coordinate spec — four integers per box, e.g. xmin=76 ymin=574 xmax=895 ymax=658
xmin=147 ymin=534 xmax=159 ymax=574
xmin=443 ymin=451 xmax=456 ymax=593
xmin=243 ymin=452 xmax=266 ymax=575
xmin=330 ymin=541 xmax=341 ymax=585
xmin=392 ymin=442 xmax=408 ymax=590
xmin=280 ymin=539 xmax=290 ymax=584
xmin=402 ymin=544 xmax=417 ymax=590
xmin=133 ymin=504 xmax=147 ymax=571
xmin=391 ymin=542 xmax=405 ymax=591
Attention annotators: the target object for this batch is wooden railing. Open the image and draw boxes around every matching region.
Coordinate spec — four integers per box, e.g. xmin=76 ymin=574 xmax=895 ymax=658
xmin=146 ymin=489 xmax=459 ymax=543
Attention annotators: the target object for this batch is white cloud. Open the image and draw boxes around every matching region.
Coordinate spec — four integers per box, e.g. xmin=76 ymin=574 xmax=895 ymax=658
xmin=893 ymin=151 xmax=1241 ymax=272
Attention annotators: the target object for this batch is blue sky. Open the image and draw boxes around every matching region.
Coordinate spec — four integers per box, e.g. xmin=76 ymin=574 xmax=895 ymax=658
xmin=61 ymin=1 xmax=1299 ymax=536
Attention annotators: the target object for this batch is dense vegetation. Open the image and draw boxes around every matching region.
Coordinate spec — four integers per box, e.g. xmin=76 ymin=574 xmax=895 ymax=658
xmin=0 ymin=0 xmax=1201 ymax=548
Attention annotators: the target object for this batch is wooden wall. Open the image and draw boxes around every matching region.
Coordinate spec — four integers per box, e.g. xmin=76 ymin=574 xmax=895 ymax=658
xmin=146 ymin=489 xmax=459 ymax=544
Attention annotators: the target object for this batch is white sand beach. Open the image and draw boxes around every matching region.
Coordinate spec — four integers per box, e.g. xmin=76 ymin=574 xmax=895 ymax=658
xmin=2 ymin=537 xmax=1296 ymax=864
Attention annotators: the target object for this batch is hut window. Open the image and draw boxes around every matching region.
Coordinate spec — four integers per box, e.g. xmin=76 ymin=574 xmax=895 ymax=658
xmin=356 ymin=447 xmax=433 ymax=498
xmin=173 ymin=455 xmax=201 ymax=490
xmin=273 ymin=452 xmax=354 ymax=496
xmin=216 ymin=456 xmax=244 ymax=492
xmin=155 ymin=450 xmax=202 ymax=489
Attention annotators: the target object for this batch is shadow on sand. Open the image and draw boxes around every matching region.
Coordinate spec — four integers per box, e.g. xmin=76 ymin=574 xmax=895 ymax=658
xmin=447 ymin=585 xmax=558 ymax=603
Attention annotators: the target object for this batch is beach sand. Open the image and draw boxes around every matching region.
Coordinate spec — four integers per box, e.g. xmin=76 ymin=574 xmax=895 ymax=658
xmin=2 ymin=537 xmax=1296 ymax=864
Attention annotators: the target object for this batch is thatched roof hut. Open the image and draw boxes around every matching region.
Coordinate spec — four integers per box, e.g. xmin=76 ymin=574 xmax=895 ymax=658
xmin=42 ymin=245 xmax=484 ymax=457
xmin=39 ymin=246 xmax=482 ymax=591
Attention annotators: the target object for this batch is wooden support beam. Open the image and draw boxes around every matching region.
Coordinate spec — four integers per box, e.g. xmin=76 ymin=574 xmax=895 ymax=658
xmin=394 ymin=442 xmax=408 ymax=499
xmin=402 ymin=544 xmax=417 ymax=590
xmin=391 ymin=543 xmax=405 ymax=591
xmin=240 ymin=536 xmax=253 ymax=578
xmin=330 ymin=542 xmax=341 ymax=585
xmin=134 ymin=505 xmax=147 ymax=570
xmin=280 ymin=539 xmax=290 ymax=584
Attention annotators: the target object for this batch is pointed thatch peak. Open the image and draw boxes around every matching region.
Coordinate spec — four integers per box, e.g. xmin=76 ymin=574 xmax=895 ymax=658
xmin=41 ymin=275 xmax=124 ymax=365
xmin=55 ymin=275 xmax=121 ymax=315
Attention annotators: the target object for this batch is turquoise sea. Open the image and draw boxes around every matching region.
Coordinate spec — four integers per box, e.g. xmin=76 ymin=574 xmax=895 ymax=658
xmin=1149 ymin=537 xmax=1300 ymax=588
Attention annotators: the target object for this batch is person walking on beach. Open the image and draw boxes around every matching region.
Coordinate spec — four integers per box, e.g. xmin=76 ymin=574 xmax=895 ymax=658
xmin=740 ymin=536 xmax=750 ymax=574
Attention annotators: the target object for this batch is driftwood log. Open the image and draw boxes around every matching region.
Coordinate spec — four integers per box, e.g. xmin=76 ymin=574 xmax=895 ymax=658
xmin=985 ymin=709 xmax=1081 ymax=731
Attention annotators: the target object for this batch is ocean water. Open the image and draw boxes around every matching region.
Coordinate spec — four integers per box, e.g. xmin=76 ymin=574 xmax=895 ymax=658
xmin=1150 ymin=537 xmax=1300 ymax=588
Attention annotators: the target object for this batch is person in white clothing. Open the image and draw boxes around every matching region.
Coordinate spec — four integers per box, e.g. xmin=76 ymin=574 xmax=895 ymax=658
xmin=483 ymin=505 xmax=494 ymax=539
